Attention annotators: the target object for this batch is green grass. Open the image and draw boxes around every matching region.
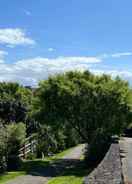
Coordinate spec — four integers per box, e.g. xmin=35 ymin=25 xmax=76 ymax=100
xmin=48 ymin=161 xmax=90 ymax=184
xmin=48 ymin=145 xmax=91 ymax=184
xmin=21 ymin=146 xmax=74 ymax=171
xmin=49 ymin=146 xmax=75 ymax=161
xmin=0 ymin=146 xmax=75 ymax=184
xmin=0 ymin=171 xmax=25 ymax=184
xmin=48 ymin=176 xmax=82 ymax=184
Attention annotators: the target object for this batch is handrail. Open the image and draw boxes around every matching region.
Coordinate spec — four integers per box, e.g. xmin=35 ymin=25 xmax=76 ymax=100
xmin=19 ymin=134 xmax=37 ymax=158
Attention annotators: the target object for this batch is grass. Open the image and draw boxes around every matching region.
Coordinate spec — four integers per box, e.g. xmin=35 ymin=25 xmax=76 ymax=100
xmin=0 ymin=171 xmax=25 ymax=184
xmin=49 ymin=146 xmax=75 ymax=161
xmin=48 ymin=145 xmax=91 ymax=184
xmin=21 ymin=146 xmax=75 ymax=172
xmin=0 ymin=146 xmax=75 ymax=184
xmin=48 ymin=175 xmax=82 ymax=184
xmin=48 ymin=161 xmax=91 ymax=184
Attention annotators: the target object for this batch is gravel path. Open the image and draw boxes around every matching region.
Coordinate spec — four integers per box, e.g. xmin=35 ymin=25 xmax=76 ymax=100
xmin=120 ymin=137 xmax=132 ymax=184
xmin=6 ymin=144 xmax=85 ymax=184
xmin=62 ymin=144 xmax=85 ymax=159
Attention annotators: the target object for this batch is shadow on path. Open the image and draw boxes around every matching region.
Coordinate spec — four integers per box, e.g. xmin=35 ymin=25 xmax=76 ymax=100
xmin=5 ymin=144 xmax=92 ymax=184
xmin=21 ymin=158 xmax=91 ymax=178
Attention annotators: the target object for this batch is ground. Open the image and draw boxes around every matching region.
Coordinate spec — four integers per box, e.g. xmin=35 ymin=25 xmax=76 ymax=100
xmin=4 ymin=144 xmax=85 ymax=184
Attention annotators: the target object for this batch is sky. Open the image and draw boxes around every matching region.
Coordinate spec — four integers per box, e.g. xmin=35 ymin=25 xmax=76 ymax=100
xmin=0 ymin=0 xmax=132 ymax=86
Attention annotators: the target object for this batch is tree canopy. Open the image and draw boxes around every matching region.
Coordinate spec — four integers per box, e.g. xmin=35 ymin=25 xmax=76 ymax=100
xmin=33 ymin=71 xmax=132 ymax=146
xmin=1 ymin=71 xmax=132 ymax=172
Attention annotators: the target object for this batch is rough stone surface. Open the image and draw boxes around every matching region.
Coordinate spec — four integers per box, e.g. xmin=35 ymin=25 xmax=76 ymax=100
xmin=84 ymin=144 xmax=124 ymax=184
xmin=120 ymin=137 xmax=132 ymax=184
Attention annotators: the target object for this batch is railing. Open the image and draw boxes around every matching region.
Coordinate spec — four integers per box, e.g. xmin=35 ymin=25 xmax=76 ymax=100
xmin=19 ymin=134 xmax=37 ymax=159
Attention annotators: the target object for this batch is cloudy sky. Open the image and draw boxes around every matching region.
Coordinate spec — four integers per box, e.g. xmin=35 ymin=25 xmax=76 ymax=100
xmin=0 ymin=0 xmax=132 ymax=86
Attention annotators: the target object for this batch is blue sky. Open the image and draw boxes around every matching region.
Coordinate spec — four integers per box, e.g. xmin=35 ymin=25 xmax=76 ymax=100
xmin=0 ymin=0 xmax=132 ymax=86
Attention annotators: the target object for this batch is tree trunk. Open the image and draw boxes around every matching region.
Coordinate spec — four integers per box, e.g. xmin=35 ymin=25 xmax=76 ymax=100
xmin=85 ymin=131 xmax=110 ymax=165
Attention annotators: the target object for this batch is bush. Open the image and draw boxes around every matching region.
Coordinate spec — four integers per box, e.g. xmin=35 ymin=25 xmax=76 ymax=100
xmin=37 ymin=125 xmax=58 ymax=157
xmin=0 ymin=123 xmax=7 ymax=173
xmin=6 ymin=123 xmax=26 ymax=170
xmin=26 ymin=152 xmax=36 ymax=160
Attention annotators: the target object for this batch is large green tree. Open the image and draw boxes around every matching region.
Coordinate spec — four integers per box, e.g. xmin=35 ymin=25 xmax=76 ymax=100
xmin=0 ymin=123 xmax=7 ymax=173
xmin=0 ymin=82 xmax=32 ymax=124
xmin=0 ymin=122 xmax=26 ymax=172
xmin=6 ymin=122 xmax=26 ymax=170
xmin=33 ymin=71 xmax=132 ymax=160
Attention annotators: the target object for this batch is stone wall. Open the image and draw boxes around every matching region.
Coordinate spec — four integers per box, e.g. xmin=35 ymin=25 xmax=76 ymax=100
xmin=84 ymin=143 xmax=124 ymax=184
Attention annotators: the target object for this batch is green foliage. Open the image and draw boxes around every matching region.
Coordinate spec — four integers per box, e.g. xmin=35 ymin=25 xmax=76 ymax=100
xmin=0 ymin=82 xmax=32 ymax=105
xmin=33 ymin=71 xmax=132 ymax=160
xmin=0 ymin=82 xmax=33 ymax=126
xmin=1 ymin=71 xmax=132 ymax=173
xmin=6 ymin=123 xmax=26 ymax=170
xmin=6 ymin=122 xmax=26 ymax=151
xmin=0 ymin=82 xmax=19 ymax=100
xmin=0 ymin=123 xmax=7 ymax=173
xmin=0 ymin=123 xmax=26 ymax=172
xmin=36 ymin=123 xmax=80 ymax=157
xmin=37 ymin=125 xmax=58 ymax=157
xmin=36 ymin=125 xmax=68 ymax=157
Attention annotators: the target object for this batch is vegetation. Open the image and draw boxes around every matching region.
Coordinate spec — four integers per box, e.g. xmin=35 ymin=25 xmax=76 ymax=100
xmin=0 ymin=171 xmax=25 ymax=184
xmin=48 ymin=156 xmax=90 ymax=184
xmin=0 ymin=122 xmax=26 ymax=172
xmin=33 ymin=71 xmax=132 ymax=161
xmin=0 ymin=71 xmax=132 ymax=183
xmin=0 ymin=146 xmax=75 ymax=183
xmin=6 ymin=123 xmax=26 ymax=170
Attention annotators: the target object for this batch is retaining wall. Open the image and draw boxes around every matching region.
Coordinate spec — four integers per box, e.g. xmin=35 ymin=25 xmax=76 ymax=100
xmin=84 ymin=143 xmax=123 ymax=184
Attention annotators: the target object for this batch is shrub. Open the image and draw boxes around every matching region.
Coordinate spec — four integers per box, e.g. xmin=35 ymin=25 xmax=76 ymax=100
xmin=6 ymin=123 xmax=26 ymax=170
xmin=0 ymin=123 xmax=7 ymax=173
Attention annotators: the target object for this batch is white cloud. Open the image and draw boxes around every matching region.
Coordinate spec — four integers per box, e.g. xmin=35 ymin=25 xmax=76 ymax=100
xmin=90 ymin=69 xmax=132 ymax=83
xmin=0 ymin=56 xmax=101 ymax=86
xmin=111 ymin=52 xmax=132 ymax=58
xmin=0 ymin=50 xmax=8 ymax=63
xmin=0 ymin=28 xmax=35 ymax=46
xmin=24 ymin=10 xmax=31 ymax=16
xmin=0 ymin=54 xmax=131 ymax=86
xmin=48 ymin=48 xmax=56 ymax=52
xmin=99 ymin=52 xmax=132 ymax=59
xmin=0 ymin=50 xmax=8 ymax=57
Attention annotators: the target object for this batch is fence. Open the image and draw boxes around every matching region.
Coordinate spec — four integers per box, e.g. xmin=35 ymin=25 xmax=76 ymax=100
xmin=19 ymin=134 xmax=37 ymax=159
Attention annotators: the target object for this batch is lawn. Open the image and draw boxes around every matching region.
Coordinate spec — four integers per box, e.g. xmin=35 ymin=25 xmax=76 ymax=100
xmin=49 ymin=146 xmax=75 ymax=161
xmin=0 ymin=171 xmax=25 ymax=184
xmin=48 ymin=161 xmax=90 ymax=184
xmin=48 ymin=175 xmax=82 ymax=184
xmin=0 ymin=146 xmax=75 ymax=184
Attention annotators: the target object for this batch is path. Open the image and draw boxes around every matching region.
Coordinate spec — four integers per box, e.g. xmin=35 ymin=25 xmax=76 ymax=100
xmin=6 ymin=144 xmax=85 ymax=184
xmin=120 ymin=137 xmax=132 ymax=184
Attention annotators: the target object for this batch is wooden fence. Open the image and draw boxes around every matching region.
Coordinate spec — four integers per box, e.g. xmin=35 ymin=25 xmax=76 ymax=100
xmin=19 ymin=134 xmax=37 ymax=159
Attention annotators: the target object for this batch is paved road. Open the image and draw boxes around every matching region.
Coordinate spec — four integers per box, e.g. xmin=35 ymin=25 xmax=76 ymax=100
xmin=6 ymin=144 xmax=85 ymax=184
xmin=120 ymin=137 xmax=132 ymax=184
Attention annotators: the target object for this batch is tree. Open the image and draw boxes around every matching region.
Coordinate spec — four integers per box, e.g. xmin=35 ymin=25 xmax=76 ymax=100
xmin=33 ymin=71 xmax=132 ymax=161
xmin=0 ymin=123 xmax=7 ymax=173
xmin=6 ymin=123 xmax=26 ymax=170
xmin=0 ymin=122 xmax=26 ymax=172
xmin=0 ymin=82 xmax=32 ymax=124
